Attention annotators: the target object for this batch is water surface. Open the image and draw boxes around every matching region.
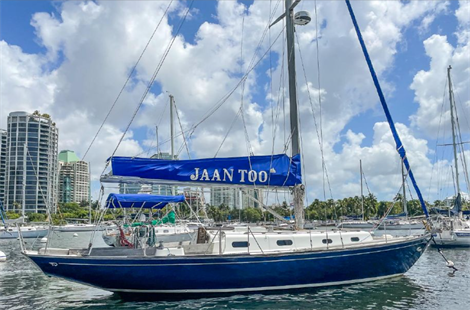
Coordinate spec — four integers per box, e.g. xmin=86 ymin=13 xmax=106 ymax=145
xmin=1 ymin=231 xmax=469 ymax=310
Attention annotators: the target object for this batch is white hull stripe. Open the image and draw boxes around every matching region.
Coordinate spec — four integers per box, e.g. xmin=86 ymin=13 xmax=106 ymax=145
xmin=109 ymin=274 xmax=403 ymax=293
xmin=51 ymin=242 xmax=422 ymax=267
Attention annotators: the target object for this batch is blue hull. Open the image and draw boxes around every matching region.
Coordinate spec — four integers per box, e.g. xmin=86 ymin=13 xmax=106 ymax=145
xmin=26 ymin=235 xmax=429 ymax=294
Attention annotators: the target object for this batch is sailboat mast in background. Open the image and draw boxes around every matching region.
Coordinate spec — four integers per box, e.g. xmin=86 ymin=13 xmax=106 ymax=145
xmin=447 ymin=65 xmax=462 ymax=219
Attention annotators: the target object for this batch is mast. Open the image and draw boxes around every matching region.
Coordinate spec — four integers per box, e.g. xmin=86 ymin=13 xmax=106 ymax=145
xmin=401 ymin=160 xmax=407 ymax=219
xmin=447 ymin=65 xmax=461 ymax=218
xmin=169 ymin=94 xmax=175 ymax=160
xmin=286 ymin=0 xmax=300 ymax=157
xmin=169 ymin=94 xmax=176 ymax=197
xmin=360 ymin=160 xmax=364 ymax=221
xmin=22 ymin=143 xmax=27 ymax=222
xmin=88 ymin=161 xmax=92 ymax=224
xmin=285 ymin=0 xmax=304 ymax=230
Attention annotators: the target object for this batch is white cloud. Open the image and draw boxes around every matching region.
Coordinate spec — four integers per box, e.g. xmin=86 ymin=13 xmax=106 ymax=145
xmin=409 ymin=0 xmax=470 ymax=199
xmin=1 ymin=0 xmax=460 ymax=204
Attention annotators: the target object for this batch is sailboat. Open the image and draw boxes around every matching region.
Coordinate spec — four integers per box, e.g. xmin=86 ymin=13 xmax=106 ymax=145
xmin=337 ymin=160 xmax=376 ymax=229
xmin=378 ymin=161 xmax=425 ymax=231
xmin=432 ymin=65 xmax=470 ymax=247
xmin=22 ymin=1 xmax=432 ymax=295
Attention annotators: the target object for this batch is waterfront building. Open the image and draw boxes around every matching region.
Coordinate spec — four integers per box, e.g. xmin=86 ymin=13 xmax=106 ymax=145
xmin=210 ymin=187 xmax=263 ymax=209
xmin=210 ymin=187 xmax=239 ymax=208
xmin=0 ymin=129 xmax=7 ymax=205
xmin=4 ymin=111 xmax=59 ymax=213
xmin=58 ymin=150 xmax=90 ymax=204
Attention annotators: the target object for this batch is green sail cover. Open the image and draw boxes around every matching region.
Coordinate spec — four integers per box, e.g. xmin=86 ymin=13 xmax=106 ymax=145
xmin=152 ymin=211 xmax=176 ymax=225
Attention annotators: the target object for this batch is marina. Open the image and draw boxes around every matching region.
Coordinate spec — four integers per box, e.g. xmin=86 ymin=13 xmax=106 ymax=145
xmin=1 ymin=0 xmax=469 ymax=308
xmin=1 ymin=230 xmax=470 ymax=309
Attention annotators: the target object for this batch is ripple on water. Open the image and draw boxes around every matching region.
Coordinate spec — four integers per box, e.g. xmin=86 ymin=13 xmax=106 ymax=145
xmin=1 ymin=235 xmax=470 ymax=310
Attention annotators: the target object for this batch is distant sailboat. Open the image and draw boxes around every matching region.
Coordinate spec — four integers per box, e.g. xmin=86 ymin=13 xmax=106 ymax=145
xmin=433 ymin=66 xmax=470 ymax=247
xmin=378 ymin=161 xmax=425 ymax=231
xmin=337 ymin=160 xmax=376 ymax=229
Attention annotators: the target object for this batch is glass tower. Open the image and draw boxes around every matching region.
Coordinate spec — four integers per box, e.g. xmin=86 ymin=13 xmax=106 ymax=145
xmin=4 ymin=111 xmax=59 ymax=213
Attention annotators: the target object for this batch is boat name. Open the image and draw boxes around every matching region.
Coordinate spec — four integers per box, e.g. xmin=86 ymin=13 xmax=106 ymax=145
xmin=190 ymin=168 xmax=268 ymax=183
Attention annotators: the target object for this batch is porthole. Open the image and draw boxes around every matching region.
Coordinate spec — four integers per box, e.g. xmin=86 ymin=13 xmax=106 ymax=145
xmin=322 ymin=239 xmax=333 ymax=244
xmin=232 ymin=241 xmax=249 ymax=248
xmin=276 ymin=240 xmax=293 ymax=246
xmin=351 ymin=237 xmax=360 ymax=242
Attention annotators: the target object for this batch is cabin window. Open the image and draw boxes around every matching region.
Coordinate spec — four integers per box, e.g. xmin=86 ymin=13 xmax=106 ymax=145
xmin=163 ymin=230 xmax=169 ymax=233
xmin=351 ymin=237 xmax=360 ymax=242
xmin=276 ymin=240 xmax=293 ymax=246
xmin=155 ymin=230 xmax=159 ymax=233
xmin=232 ymin=241 xmax=249 ymax=248
xmin=322 ymin=239 xmax=333 ymax=244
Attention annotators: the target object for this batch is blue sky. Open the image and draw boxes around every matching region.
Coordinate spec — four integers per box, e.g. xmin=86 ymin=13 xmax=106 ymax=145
xmin=1 ymin=0 xmax=469 ymax=203
xmin=0 ymin=0 xmax=457 ymax=138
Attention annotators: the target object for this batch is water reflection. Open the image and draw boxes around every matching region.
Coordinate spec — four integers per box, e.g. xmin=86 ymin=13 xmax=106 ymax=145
xmin=1 ymin=233 xmax=469 ymax=310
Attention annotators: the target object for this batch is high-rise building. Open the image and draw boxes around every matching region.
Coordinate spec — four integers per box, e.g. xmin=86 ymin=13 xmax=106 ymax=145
xmin=210 ymin=187 xmax=263 ymax=209
xmin=0 ymin=129 xmax=7 ymax=205
xmin=4 ymin=111 xmax=59 ymax=213
xmin=58 ymin=150 xmax=90 ymax=204
xmin=210 ymin=187 xmax=240 ymax=208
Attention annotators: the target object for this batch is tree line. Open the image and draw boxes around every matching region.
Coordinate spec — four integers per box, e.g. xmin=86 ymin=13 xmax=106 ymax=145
xmin=3 ymin=194 xmax=468 ymax=224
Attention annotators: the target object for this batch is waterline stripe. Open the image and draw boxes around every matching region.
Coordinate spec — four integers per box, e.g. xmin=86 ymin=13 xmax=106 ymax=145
xmin=110 ymin=274 xmax=404 ymax=293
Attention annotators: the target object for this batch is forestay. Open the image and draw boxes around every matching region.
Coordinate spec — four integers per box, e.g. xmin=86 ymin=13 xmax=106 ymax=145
xmin=106 ymin=193 xmax=185 ymax=209
xmin=108 ymin=154 xmax=302 ymax=187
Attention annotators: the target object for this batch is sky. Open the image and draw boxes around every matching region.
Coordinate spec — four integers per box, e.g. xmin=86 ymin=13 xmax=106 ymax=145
xmin=0 ymin=0 xmax=469 ymax=206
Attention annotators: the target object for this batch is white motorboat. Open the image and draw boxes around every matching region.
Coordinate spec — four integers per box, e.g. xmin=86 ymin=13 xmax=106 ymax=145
xmin=0 ymin=225 xmax=48 ymax=239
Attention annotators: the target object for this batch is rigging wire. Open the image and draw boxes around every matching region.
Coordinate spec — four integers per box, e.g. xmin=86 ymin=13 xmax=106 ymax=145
xmin=271 ymin=33 xmax=287 ymax=156
xmin=295 ymin=1 xmax=335 ymax=220
xmin=313 ymin=0 xmax=330 ymax=203
xmin=228 ymin=0 xmax=283 ymax=158
xmin=82 ymin=0 xmax=174 ymax=161
xmin=141 ymin=95 xmax=170 ymax=157
xmin=173 ymin=99 xmax=191 ymax=159
xmin=214 ymin=109 xmax=242 ymax=157
xmin=103 ymin=0 xmax=195 ymax=175
xmin=141 ymin=19 xmax=286 ymax=161
xmin=427 ymin=79 xmax=448 ymax=202
xmin=451 ymin=79 xmax=470 ymax=192
xmin=362 ymin=169 xmax=373 ymax=196
xmin=164 ymin=27 xmax=285 ymax=158
xmin=239 ymin=8 xmax=254 ymax=157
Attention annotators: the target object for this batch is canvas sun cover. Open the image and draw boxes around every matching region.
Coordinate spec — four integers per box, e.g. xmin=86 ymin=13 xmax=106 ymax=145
xmin=109 ymin=154 xmax=302 ymax=187
xmin=106 ymin=193 xmax=185 ymax=209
